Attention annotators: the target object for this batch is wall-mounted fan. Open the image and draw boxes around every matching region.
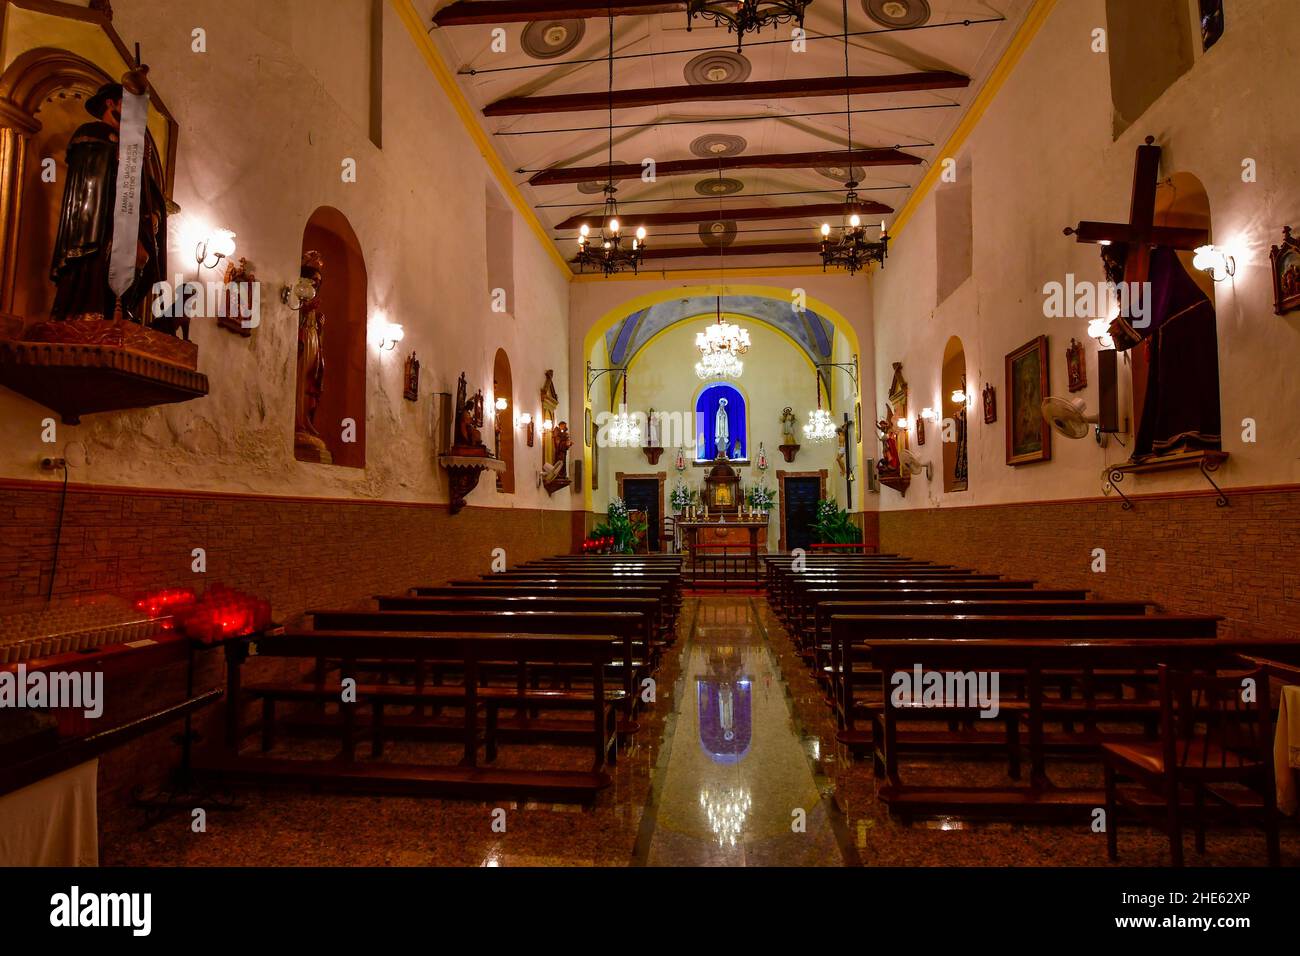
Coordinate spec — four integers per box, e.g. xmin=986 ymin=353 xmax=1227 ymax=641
xmin=901 ymin=448 xmax=933 ymax=480
xmin=1041 ymin=396 xmax=1106 ymax=444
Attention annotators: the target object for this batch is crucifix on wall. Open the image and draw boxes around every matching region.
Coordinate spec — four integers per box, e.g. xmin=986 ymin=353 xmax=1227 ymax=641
xmin=1063 ymin=135 xmax=1220 ymax=460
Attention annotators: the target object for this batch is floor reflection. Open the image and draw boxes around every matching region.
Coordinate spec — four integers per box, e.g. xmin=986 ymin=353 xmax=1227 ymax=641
xmin=644 ymin=596 xmax=844 ymax=866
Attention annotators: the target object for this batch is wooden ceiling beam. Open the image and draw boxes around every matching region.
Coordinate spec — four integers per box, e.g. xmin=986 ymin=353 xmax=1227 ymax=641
xmin=529 ymin=148 xmax=919 ymax=186
xmin=433 ymin=0 xmax=684 ymax=28
xmin=485 ymin=71 xmax=969 ymax=116
xmin=553 ymin=201 xmax=891 ymax=230
xmin=625 ymin=242 xmax=824 ymax=261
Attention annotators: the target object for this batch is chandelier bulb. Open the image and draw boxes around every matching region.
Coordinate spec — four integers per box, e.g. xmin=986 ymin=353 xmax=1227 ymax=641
xmin=849 ymin=214 xmax=861 ymax=228
xmin=820 ymin=222 xmax=831 ymax=237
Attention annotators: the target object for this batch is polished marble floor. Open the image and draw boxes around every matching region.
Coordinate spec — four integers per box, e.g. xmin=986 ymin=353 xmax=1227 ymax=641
xmin=638 ymin=596 xmax=846 ymax=866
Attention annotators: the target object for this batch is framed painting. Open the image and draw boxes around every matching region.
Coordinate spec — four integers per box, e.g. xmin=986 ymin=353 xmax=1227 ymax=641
xmin=1005 ymin=335 xmax=1051 ymax=465
xmin=1270 ymin=226 xmax=1300 ymax=315
xmin=854 ymin=401 xmax=862 ymax=444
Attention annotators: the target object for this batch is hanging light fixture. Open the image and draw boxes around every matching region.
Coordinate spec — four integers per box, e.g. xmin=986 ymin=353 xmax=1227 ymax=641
xmin=803 ymin=372 xmax=836 ymax=443
xmin=573 ymin=15 xmax=647 ymax=277
xmin=685 ymin=0 xmax=811 ymax=51
xmin=606 ymin=369 xmax=641 ymax=447
xmin=695 ymin=165 xmax=751 ymax=380
xmin=820 ymin=0 xmax=889 ymax=276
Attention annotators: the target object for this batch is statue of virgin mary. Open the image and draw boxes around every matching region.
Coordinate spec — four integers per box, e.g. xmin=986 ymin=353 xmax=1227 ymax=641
xmin=715 ymin=397 xmax=730 ymax=458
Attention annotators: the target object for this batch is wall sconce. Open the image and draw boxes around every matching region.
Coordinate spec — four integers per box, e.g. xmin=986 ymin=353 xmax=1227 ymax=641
xmin=1086 ymin=316 xmax=1115 ymax=349
xmin=950 ymin=389 xmax=971 ymax=406
xmin=920 ymin=407 xmax=937 ymax=422
xmin=282 ymin=277 xmax=317 ymax=311
xmin=895 ymin=417 xmax=910 ymax=431
xmin=196 ymin=228 xmax=236 ymax=273
xmin=542 ymin=418 xmax=554 ymax=433
xmin=1192 ymin=245 xmax=1236 ymax=282
xmin=374 ymin=318 xmax=404 ymax=351
xmin=519 ymin=412 xmax=535 ymax=446
xmin=495 ymin=396 xmax=508 ymax=412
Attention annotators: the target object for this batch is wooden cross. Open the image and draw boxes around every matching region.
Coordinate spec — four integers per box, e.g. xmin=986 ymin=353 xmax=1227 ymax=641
xmin=1063 ymin=136 xmax=1208 ymax=287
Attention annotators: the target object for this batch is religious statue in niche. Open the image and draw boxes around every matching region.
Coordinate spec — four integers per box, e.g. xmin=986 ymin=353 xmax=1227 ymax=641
xmin=643 ymin=406 xmax=663 ymax=464
xmin=293 ymin=251 xmax=331 ymax=464
xmin=834 ymin=422 xmax=847 ymax=476
xmin=715 ymin=397 xmax=731 ymax=458
xmin=876 ymin=408 xmax=900 ymax=474
xmin=452 ymin=371 xmax=487 ymax=453
xmin=954 ymin=376 xmax=969 ymax=488
xmin=403 ymin=352 xmax=420 ymax=402
xmin=1066 ymin=338 xmax=1087 ymax=392
xmin=982 ymin=383 xmax=997 ymax=424
xmin=51 ymin=66 xmax=171 ymax=330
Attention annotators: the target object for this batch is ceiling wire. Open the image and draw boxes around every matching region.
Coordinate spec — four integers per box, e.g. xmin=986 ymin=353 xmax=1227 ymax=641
xmin=458 ymin=16 xmax=1006 ymax=75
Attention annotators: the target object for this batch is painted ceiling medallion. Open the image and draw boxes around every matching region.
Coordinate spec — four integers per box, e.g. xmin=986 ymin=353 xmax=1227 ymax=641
xmin=683 ymin=50 xmax=752 ymax=86
xmin=521 ymin=19 xmax=585 ymax=59
xmin=690 ymin=133 xmax=748 ymax=158
xmin=694 ymin=177 xmax=745 ymax=196
xmin=863 ymin=0 xmax=931 ymax=29
xmin=816 ymin=164 xmax=866 ymax=183
xmin=699 ymin=220 xmax=739 ymax=247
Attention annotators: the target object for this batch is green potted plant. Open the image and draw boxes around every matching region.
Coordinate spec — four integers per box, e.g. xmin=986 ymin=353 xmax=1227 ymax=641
xmin=591 ymin=497 xmax=649 ymax=554
xmin=810 ymin=499 xmax=862 ymax=546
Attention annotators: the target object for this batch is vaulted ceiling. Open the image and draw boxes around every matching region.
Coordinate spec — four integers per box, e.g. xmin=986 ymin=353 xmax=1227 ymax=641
xmin=426 ymin=0 xmax=1034 ymax=272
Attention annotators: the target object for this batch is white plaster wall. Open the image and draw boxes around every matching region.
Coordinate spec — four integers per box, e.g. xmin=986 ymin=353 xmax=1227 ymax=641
xmin=870 ymin=0 xmax=1300 ymax=511
xmin=0 ymin=0 xmax=573 ymax=512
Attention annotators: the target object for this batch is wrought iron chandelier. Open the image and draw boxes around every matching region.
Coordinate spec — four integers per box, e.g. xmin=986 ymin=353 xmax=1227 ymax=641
xmin=803 ymin=372 xmax=836 ymax=443
xmin=819 ymin=0 xmax=889 ymax=275
xmin=574 ymin=15 xmax=646 ymax=277
xmin=607 ymin=368 xmax=641 ymax=446
xmin=686 ymin=0 xmax=812 ymax=51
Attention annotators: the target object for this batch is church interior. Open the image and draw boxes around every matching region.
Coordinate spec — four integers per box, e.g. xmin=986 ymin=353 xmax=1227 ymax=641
xmin=2 ymin=0 xmax=1300 ymax=892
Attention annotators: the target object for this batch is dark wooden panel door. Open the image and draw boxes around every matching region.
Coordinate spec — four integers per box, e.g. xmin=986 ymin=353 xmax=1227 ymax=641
xmin=782 ymin=477 xmax=821 ymax=551
xmin=622 ymin=479 xmax=660 ymax=552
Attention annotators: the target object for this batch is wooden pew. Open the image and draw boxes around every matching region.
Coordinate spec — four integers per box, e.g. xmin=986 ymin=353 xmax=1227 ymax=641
xmin=375 ymin=593 xmax=672 ymax=653
xmin=444 ymin=575 xmax=680 ymax=625
xmin=306 ymin=609 xmax=651 ymax=725
xmin=771 ymin=572 xmax=1012 ymax=622
xmin=206 ymin=630 xmax=617 ymax=803
xmin=860 ymin=636 xmax=1300 ymax=822
xmin=794 ymin=587 xmax=1089 ymax=654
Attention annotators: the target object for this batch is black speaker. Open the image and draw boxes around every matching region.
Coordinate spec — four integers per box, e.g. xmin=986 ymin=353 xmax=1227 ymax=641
xmin=1097 ymin=348 xmax=1119 ymax=433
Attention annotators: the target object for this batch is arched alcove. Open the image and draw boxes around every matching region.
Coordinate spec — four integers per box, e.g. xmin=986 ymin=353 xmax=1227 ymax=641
xmin=297 ymin=206 xmax=368 ymax=468
xmin=694 ymin=381 xmax=747 ymax=461
xmin=1125 ymin=171 xmax=1220 ymax=457
xmin=492 ymin=347 xmax=515 ymax=493
xmin=940 ymin=335 xmax=968 ymax=493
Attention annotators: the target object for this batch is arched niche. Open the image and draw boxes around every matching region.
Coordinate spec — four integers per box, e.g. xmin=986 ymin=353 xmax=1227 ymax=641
xmin=940 ymin=335 xmax=968 ymax=493
xmin=694 ymin=381 xmax=748 ymax=461
xmin=492 ymin=347 xmax=515 ymax=493
xmin=0 ymin=46 xmax=175 ymax=326
xmin=297 ymin=206 xmax=367 ymax=468
xmin=1128 ymin=171 xmax=1220 ymax=454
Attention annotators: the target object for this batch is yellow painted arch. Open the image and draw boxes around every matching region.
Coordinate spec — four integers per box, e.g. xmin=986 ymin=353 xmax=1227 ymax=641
xmin=581 ymin=284 xmax=865 ymax=513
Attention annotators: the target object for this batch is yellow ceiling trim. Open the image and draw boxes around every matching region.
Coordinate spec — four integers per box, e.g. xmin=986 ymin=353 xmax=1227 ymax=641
xmin=389 ymin=0 xmax=573 ymax=279
xmin=888 ymin=0 xmax=1058 ymax=237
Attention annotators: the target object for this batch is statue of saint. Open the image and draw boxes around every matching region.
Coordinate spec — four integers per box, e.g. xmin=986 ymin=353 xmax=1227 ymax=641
xmin=877 ymin=407 xmax=900 ymax=473
xmin=293 ymin=252 xmax=330 ymax=463
xmin=715 ymin=397 xmax=730 ymax=458
xmin=453 ymin=372 xmax=485 ymax=450
xmin=553 ymin=420 xmax=573 ymax=480
xmin=646 ymin=407 xmax=660 ymax=447
xmin=50 ymin=68 xmax=170 ymax=328
xmin=780 ymin=406 xmax=798 ymax=446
